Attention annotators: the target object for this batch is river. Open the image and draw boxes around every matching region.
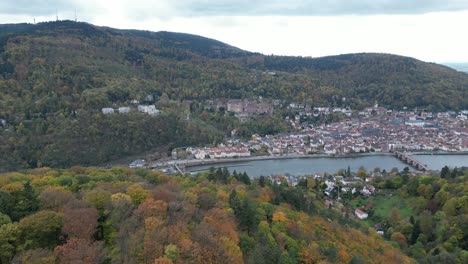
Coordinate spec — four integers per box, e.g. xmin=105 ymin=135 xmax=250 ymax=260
xmin=411 ymin=154 xmax=468 ymax=170
xmin=187 ymin=154 xmax=468 ymax=177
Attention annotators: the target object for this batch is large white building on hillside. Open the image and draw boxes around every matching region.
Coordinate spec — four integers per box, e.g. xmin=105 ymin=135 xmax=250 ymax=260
xmin=138 ymin=105 xmax=160 ymax=116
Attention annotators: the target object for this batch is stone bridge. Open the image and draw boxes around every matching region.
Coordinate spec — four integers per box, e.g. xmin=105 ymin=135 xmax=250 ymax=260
xmin=394 ymin=151 xmax=429 ymax=171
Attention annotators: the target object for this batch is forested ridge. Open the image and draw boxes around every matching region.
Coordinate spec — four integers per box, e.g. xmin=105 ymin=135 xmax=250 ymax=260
xmin=2 ymin=166 xmax=467 ymax=263
xmin=0 ymin=166 xmax=416 ymax=264
xmin=0 ymin=21 xmax=467 ymax=171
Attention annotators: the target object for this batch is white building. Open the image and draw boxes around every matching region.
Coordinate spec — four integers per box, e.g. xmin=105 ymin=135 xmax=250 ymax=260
xmin=118 ymin=107 xmax=131 ymax=113
xmin=405 ymin=120 xmax=425 ymax=127
xmin=102 ymin=108 xmax=114 ymax=114
xmin=360 ymin=185 xmax=375 ymax=196
xmin=129 ymin=159 xmax=146 ymax=168
xmin=341 ymin=177 xmax=363 ymax=186
xmin=208 ymin=147 xmax=251 ymax=159
xmin=192 ymin=147 xmax=250 ymax=160
xmin=194 ymin=149 xmax=208 ymax=159
xmin=355 ymin=209 xmax=368 ymax=220
xmin=138 ymin=105 xmax=160 ymax=116
xmin=324 ymin=145 xmax=336 ymax=155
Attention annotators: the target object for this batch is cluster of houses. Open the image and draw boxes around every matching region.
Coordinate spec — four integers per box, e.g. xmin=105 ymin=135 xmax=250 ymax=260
xmin=101 ymin=105 xmax=160 ymax=116
xmin=316 ymin=174 xmax=378 ymax=221
xmin=288 ymin=104 xmax=353 ymax=117
xmin=317 ymin=174 xmax=376 ymax=196
xmin=262 ymin=134 xmax=320 ymax=155
xmin=177 ymin=105 xmax=467 ymax=163
xmin=260 ymin=174 xmax=305 ymax=186
xmin=188 ymin=146 xmax=251 ymax=159
xmin=273 ymin=107 xmax=468 ymax=154
xmin=147 ymin=107 xmax=467 ymax=181
xmin=129 ymin=159 xmax=146 ymax=168
xmin=259 ymin=172 xmax=375 ymax=221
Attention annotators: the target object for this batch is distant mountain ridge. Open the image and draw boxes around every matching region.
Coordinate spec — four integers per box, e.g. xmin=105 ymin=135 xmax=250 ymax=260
xmin=443 ymin=62 xmax=468 ymax=73
xmin=0 ymin=21 xmax=251 ymax=58
xmin=0 ymin=21 xmax=466 ymax=111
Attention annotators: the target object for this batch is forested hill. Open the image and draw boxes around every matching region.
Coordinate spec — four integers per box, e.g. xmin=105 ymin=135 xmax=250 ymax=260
xmin=1 ymin=165 xmax=466 ymax=263
xmin=1 ymin=21 xmax=467 ymax=109
xmin=0 ymin=166 xmax=415 ymax=264
xmin=255 ymin=53 xmax=468 ymax=109
xmin=0 ymin=21 xmax=251 ymax=58
xmin=0 ymin=21 xmax=467 ymax=171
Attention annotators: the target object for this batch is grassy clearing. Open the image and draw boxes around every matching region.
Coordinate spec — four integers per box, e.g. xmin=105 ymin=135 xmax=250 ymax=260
xmin=372 ymin=195 xmax=413 ymax=219
xmin=347 ymin=193 xmax=414 ymax=223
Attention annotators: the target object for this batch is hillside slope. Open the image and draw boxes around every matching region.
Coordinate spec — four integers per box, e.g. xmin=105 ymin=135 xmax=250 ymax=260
xmin=0 ymin=166 xmax=415 ymax=264
xmin=1 ymin=21 xmax=467 ymax=109
xmin=0 ymin=21 xmax=467 ymax=171
xmin=254 ymin=53 xmax=468 ymax=109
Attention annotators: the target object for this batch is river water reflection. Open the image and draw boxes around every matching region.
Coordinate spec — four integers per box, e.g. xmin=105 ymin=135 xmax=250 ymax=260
xmin=411 ymin=154 xmax=467 ymax=170
xmin=188 ymin=154 xmax=467 ymax=177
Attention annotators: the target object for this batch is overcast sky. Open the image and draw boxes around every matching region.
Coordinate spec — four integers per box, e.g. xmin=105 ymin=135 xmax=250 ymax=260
xmin=1 ymin=0 xmax=468 ymax=62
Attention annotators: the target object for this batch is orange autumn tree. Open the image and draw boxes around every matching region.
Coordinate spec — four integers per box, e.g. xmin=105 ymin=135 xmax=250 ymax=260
xmin=191 ymin=208 xmax=243 ymax=264
xmin=54 ymin=238 xmax=105 ymax=263
xmin=62 ymin=207 xmax=98 ymax=240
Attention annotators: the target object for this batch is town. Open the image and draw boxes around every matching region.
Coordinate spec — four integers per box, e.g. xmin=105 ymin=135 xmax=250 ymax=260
xmin=123 ymin=100 xmax=468 ymax=186
xmin=186 ymin=103 xmax=467 ymax=160
xmin=122 ymin=96 xmax=467 ymax=173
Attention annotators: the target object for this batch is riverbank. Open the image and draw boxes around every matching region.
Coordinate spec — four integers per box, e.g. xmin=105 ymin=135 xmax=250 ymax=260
xmin=186 ymin=155 xmax=409 ymax=177
xmin=411 ymin=151 xmax=468 ymax=156
xmin=151 ymin=152 xmax=395 ymax=169
xmin=184 ymin=153 xmax=467 ymax=177
xmin=151 ymin=151 xmax=467 ymax=172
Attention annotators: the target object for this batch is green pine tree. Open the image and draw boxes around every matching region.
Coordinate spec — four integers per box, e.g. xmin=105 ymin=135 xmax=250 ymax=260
xmin=229 ymin=189 xmax=242 ymax=218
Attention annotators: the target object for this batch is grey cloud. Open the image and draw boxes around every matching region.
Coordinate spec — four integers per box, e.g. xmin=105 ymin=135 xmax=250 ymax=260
xmin=0 ymin=0 xmax=72 ymax=16
xmin=178 ymin=0 xmax=468 ymax=16
xmin=2 ymin=0 xmax=468 ymax=19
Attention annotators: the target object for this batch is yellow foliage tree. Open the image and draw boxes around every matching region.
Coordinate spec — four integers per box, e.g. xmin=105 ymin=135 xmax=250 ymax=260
xmin=111 ymin=192 xmax=132 ymax=203
xmin=154 ymin=256 xmax=173 ymax=264
xmin=127 ymin=184 xmax=149 ymax=205
xmin=272 ymin=211 xmax=288 ymax=222
xmin=1 ymin=182 xmax=24 ymax=193
xmin=299 ymin=242 xmax=323 ymax=264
